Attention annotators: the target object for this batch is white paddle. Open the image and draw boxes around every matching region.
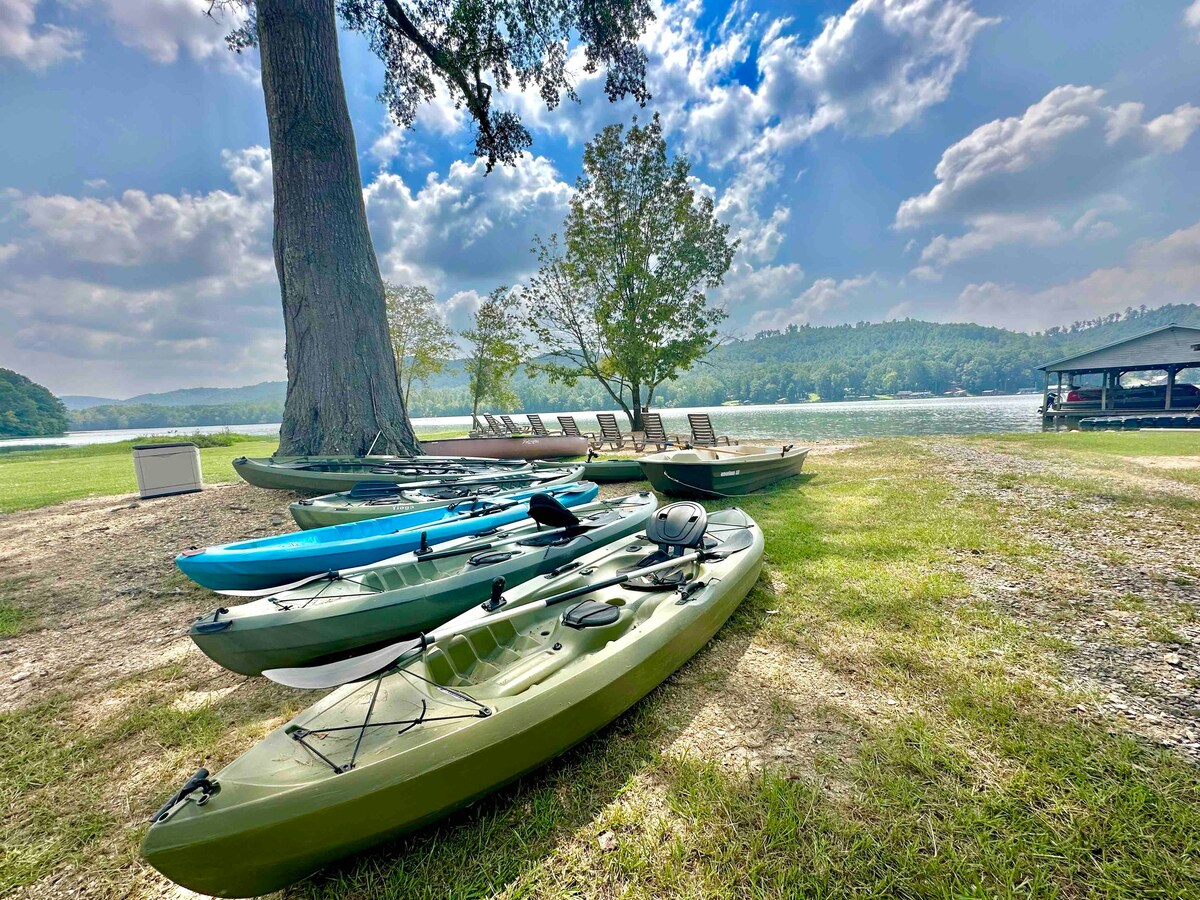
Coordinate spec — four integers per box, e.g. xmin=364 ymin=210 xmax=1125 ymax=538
xmin=263 ymin=527 xmax=755 ymax=690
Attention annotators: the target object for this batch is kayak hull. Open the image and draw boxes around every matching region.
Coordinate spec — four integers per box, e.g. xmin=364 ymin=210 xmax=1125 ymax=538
xmin=638 ymin=445 xmax=810 ymax=497
xmin=289 ymin=465 xmax=584 ymax=529
xmin=233 ymin=455 xmax=529 ymax=494
xmin=535 ymin=458 xmax=646 ymax=483
xmin=583 ymin=458 xmax=646 ymax=482
xmin=143 ymin=510 xmax=763 ymax=897
xmin=420 ymin=435 xmax=589 ymax=460
xmin=189 ymin=493 xmax=657 ymax=675
xmin=175 ymin=483 xmax=599 ymax=591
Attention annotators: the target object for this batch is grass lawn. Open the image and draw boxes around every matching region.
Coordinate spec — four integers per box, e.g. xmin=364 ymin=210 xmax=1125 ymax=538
xmin=0 ymin=435 xmax=280 ymax=514
xmin=0 ymin=430 xmax=470 ymax=514
xmin=0 ymin=432 xmax=1198 ymax=898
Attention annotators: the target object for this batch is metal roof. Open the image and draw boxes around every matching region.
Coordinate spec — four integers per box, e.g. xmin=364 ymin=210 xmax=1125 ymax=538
xmin=1039 ymin=324 xmax=1200 ymax=373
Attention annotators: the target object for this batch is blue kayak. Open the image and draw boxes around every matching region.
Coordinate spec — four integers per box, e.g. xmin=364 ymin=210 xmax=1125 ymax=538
xmin=176 ymin=483 xmax=599 ymax=591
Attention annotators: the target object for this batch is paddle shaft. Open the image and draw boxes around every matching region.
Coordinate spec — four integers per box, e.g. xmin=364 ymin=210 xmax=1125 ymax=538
xmin=423 ymin=548 xmax=704 ymax=645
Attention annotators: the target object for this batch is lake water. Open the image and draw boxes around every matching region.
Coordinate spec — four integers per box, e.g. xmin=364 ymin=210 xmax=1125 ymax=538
xmin=1 ymin=395 xmax=1043 ymax=449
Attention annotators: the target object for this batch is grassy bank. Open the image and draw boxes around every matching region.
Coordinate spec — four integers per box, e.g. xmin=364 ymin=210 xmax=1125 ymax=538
xmin=0 ymin=433 xmax=279 ymax=514
xmin=0 ymin=430 xmax=469 ymax=514
xmin=0 ymin=433 xmax=1197 ymax=897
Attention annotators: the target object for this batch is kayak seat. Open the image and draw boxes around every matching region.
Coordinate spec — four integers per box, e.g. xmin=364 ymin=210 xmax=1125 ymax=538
xmin=528 ymin=493 xmax=581 ymax=530
xmin=516 ymin=508 xmax=622 ymax=547
xmin=563 ymin=599 xmax=622 ymax=629
xmin=646 ymin=502 xmax=708 ymax=550
xmin=619 ymin=502 xmax=710 ymax=590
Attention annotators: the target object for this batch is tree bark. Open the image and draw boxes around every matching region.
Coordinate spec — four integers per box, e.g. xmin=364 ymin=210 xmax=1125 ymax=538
xmin=257 ymin=0 xmax=420 ymax=456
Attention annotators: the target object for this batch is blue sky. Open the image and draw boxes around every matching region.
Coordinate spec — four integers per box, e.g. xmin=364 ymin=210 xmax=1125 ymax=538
xmin=1 ymin=0 xmax=1199 ymax=397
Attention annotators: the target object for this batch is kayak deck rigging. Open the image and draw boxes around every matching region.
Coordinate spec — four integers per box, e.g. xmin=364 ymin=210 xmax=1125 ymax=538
xmin=288 ymin=668 xmax=493 ymax=775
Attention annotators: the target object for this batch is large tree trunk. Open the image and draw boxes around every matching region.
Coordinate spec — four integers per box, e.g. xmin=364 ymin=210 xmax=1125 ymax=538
xmin=257 ymin=0 xmax=420 ymax=457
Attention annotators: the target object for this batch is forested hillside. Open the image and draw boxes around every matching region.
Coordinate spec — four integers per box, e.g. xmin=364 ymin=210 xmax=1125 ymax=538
xmin=1 ymin=369 xmax=70 ymax=437
xmin=57 ymin=304 xmax=1200 ymax=429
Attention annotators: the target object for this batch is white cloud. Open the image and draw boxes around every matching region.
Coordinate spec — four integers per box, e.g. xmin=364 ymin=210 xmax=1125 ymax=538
xmin=738 ymin=269 xmax=881 ymax=332
xmin=773 ymin=0 xmax=997 ymax=138
xmin=914 ymin=204 xmax=1123 ymax=274
xmin=1186 ymin=1 xmax=1200 ymax=37
xmin=679 ymin=0 xmax=995 ymax=170
xmin=0 ymin=147 xmax=281 ymax=394
xmin=365 ymin=154 xmax=572 ymax=290
xmin=0 ymin=0 xmax=82 ymax=70
xmin=954 ymin=219 xmax=1200 ymax=330
xmin=0 ymin=243 xmax=18 ymax=265
xmin=896 ymin=85 xmax=1200 ymax=228
xmin=83 ymin=0 xmax=245 ymax=65
xmin=368 ymin=85 xmax=465 ymax=168
xmin=13 ymin=147 xmax=273 ymax=285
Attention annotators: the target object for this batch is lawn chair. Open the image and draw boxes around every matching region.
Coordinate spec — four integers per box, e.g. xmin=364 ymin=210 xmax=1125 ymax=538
xmin=557 ymin=415 xmax=597 ymax=441
xmin=482 ymin=413 xmax=508 ymax=435
xmin=500 ymin=415 xmax=530 ymax=435
xmin=686 ymin=413 xmax=735 ymax=446
xmin=638 ymin=412 xmax=677 ymax=451
xmin=526 ymin=414 xmax=557 ymax=436
xmin=595 ymin=413 xmax=633 ymax=450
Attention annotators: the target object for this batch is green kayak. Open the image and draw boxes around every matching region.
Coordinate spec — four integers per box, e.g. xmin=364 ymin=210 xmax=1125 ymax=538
xmin=533 ymin=457 xmax=646 ymax=483
xmin=290 ymin=465 xmax=584 ymax=529
xmin=233 ymin=455 xmax=530 ymax=494
xmin=637 ymin=444 xmax=810 ymax=497
xmin=191 ymin=491 xmax=657 ymax=675
xmin=142 ymin=505 xmax=764 ymax=897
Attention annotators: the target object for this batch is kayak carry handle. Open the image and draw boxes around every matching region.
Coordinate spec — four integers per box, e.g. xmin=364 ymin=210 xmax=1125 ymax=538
xmin=149 ymin=768 xmax=218 ymax=823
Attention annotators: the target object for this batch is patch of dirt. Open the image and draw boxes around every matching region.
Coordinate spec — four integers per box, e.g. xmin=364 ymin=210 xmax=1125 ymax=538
xmin=0 ymin=482 xmax=296 ymax=713
xmin=927 ymin=441 xmax=1200 ymax=762
xmin=1126 ymin=455 xmax=1200 ymax=471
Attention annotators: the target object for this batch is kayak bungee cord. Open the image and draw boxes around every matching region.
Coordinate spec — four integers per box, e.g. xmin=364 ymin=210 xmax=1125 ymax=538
xmin=287 ymin=669 xmax=492 ymax=775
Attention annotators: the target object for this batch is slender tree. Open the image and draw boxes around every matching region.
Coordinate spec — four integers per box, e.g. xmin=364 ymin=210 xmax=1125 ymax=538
xmin=461 ymin=287 xmax=526 ymax=428
xmin=217 ymin=0 xmax=653 ymax=454
xmin=525 ymin=115 xmax=736 ymax=430
xmin=384 ymin=283 xmax=457 ymax=407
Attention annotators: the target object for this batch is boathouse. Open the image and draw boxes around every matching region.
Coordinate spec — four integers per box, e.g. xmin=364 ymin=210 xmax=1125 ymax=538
xmin=1039 ymin=324 xmax=1200 ymax=426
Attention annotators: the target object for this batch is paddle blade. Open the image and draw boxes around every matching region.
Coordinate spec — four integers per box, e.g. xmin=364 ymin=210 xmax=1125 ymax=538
xmin=706 ymin=527 xmax=756 ymax=559
xmin=263 ymin=637 xmax=424 ymax=689
xmin=215 ymin=570 xmax=336 ymax=597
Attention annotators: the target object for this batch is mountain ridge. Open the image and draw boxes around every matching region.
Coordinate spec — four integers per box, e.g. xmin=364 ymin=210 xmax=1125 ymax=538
xmin=58 ymin=304 xmax=1200 ymax=429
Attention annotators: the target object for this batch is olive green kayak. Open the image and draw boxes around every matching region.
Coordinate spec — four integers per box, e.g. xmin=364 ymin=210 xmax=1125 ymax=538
xmin=142 ymin=505 xmax=764 ymax=897
xmin=233 ymin=455 xmax=530 ymax=494
xmin=190 ymin=491 xmax=656 ymax=675
xmin=533 ymin=457 xmax=646 ymax=483
xmin=290 ymin=465 xmax=584 ymax=529
xmin=637 ymin=444 xmax=810 ymax=497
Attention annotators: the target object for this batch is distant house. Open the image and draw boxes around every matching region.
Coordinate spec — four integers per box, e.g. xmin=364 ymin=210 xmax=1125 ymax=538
xmin=1038 ymin=324 xmax=1200 ymax=423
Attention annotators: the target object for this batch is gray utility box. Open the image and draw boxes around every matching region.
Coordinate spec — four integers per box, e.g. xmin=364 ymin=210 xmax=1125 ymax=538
xmin=132 ymin=442 xmax=203 ymax=499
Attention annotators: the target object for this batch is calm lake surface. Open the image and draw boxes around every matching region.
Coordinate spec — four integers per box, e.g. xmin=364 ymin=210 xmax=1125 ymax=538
xmin=1 ymin=395 xmax=1042 ymax=449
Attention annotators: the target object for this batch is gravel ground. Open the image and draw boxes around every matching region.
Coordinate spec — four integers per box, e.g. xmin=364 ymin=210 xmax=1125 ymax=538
xmin=928 ymin=440 xmax=1200 ymax=761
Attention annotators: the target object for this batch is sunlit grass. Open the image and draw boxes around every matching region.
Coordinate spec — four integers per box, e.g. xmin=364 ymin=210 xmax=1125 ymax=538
xmin=1 ymin=433 xmax=1198 ymax=897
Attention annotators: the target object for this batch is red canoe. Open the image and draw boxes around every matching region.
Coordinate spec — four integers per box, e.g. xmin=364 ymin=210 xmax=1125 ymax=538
xmin=419 ymin=434 xmax=589 ymax=460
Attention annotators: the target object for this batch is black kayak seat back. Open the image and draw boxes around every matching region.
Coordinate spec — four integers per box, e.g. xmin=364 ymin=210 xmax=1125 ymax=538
xmin=647 ymin=502 xmax=708 ymax=551
xmin=528 ymin=492 xmax=581 ymax=530
xmin=563 ymin=599 xmax=621 ymax=629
